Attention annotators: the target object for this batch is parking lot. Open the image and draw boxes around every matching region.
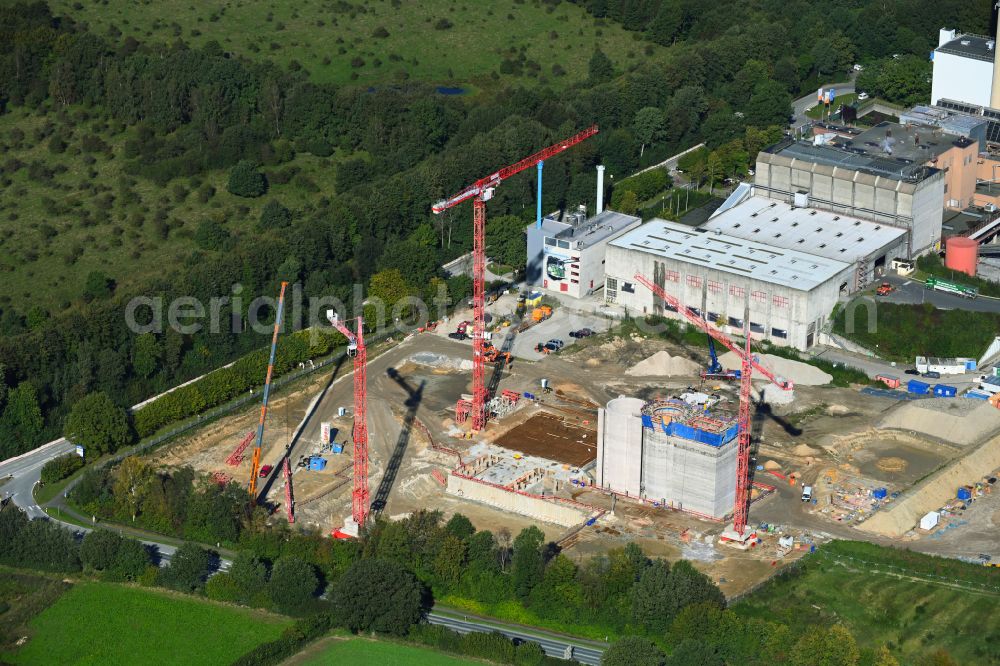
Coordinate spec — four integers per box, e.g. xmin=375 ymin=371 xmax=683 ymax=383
xmin=510 ymin=309 xmax=612 ymax=360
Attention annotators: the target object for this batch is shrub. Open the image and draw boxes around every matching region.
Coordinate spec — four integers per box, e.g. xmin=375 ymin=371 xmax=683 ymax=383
xmin=227 ymin=160 xmax=266 ymax=198
xmin=258 ymin=200 xmax=291 ymax=230
xmin=40 ymin=453 xmax=84 ymax=485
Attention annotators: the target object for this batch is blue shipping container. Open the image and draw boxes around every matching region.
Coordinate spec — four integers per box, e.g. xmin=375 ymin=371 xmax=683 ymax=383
xmin=966 ymin=390 xmax=990 ymax=400
xmin=309 ymin=457 xmax=327 ymax=471
xmin=933 ymin=384 xmax=957 ymax=397
xmin=872 ymin=487 xmax=888 ymax=499
xmin=957 ymin=487 xmax=972 ymax=501
xmin=907 ymin=380 xmax=930 ymax=394
xmin=331 ymin=443 xmax=344 ymax=454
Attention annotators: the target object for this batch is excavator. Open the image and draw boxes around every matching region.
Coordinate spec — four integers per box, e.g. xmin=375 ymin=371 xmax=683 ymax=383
xmin=701 ymin=336 xmax=741 ymax=382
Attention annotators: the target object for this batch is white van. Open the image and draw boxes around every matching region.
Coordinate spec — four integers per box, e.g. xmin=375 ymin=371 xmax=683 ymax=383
xmin=801 ymin=486 xmax=813 ymax=502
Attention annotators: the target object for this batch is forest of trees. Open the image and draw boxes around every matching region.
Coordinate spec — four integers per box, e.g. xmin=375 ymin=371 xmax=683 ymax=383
xmin=0 ymin=0 xmax=991 ymax=459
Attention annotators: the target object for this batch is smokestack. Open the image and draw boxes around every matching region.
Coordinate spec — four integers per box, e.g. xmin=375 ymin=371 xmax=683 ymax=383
xmin=993 ymin=7 xmax=1000 ymax=109
xmin=596 ymin=165 xmax=605 ymax=214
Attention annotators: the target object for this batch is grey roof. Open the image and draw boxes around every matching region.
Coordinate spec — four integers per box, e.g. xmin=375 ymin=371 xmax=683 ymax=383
xmin=609 ymin=219 xmax=851 ymax=292
xmin=901 ymin=105 xmax=989 ymax=137
xmin=702 ymin=196 xmax=907 ymax=262
xmin=937 ymin=34 xmax=996 ymax=63
xmin=766 ymin=129 xmax=944 ymax=183
xmin=530 ymin=210 xmax=641 ymax=249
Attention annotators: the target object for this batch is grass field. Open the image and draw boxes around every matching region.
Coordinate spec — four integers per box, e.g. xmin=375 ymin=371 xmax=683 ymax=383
xmin=0 ymin=569 xmax=70 ymax=653
xmin=4 ymin=582 xmax=292 ymax=665
xmin=49 ymin=0 xmax=666 ymax=89
xmin=734 ymin=551 xmax=1000 ymax=664
xmin=292 ymin=637 xmax=480 ymax=666
xmin=0 ymin=107 xmax=340 ymax=312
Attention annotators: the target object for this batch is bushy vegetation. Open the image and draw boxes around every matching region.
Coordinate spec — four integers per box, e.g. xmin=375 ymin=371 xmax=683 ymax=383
xmin=0 ymin=503 xmax=80 ymax=573
xmin=39 ymin=452 xmax=83 ymax=485
xmin=834 ymin=301 xmax=1000 ymax=363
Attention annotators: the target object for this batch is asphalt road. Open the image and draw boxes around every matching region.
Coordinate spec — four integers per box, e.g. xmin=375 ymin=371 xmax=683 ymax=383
xmin=0 ymin=438 xmax=76 ymax=519
xmin=878 ymin=274 xmax=1000 ymax=313
xmin=427 ymin=611 xmax=605 ymax=665
xmin=790 ymin=78 xmax=855 ymax=130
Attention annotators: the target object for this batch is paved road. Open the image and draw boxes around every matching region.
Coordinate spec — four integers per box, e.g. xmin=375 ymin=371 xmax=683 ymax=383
xmin=428 ymin=611 xmax=605 ymax=665
xmin=0 ymin=438 xmax=76 ymax=519
xmin=790 ymin=78 xmax=856 ymax=130
xmin=879 ymin=274 xmax=1000 ymax=313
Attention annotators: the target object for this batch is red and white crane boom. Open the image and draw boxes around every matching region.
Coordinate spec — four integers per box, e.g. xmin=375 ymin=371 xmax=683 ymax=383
xmin=327 ymin=312 xmax=369 ymax=533
xmin=632 ymin=272 xmax=792 ymax=535
xmin=432 ymin=125 xmax=598 ymax=429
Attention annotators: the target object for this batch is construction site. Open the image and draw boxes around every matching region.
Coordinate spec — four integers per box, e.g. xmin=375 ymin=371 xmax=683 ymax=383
xmin=142 ymin=128 xmax=1000 ymax=596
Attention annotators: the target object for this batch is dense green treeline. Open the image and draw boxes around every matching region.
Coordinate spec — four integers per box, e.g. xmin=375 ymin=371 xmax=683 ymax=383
xmin=0 ymin=0 xmax=984 ymax=461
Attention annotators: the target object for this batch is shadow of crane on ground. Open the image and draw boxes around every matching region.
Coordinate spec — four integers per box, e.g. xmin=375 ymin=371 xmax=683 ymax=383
xmin=370 ymin=367 xmax=425 ymax=517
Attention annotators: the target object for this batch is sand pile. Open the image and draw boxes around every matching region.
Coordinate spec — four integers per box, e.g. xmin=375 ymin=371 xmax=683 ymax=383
xmin=763 ymin=460 xmax=782 ymax=471
xmin=876 ymin=457 xmax=907 ymax=472
xmin=792 ymin=443 xmax=820 ymax=457
xmin=718 ymin=352 xmax=832 ymax=386
xmin=879 ymin=399 xmax=1000 ymax=446
xmin=410 ymin=352 xmax=473 ymax=371
xmin=626 ymin=351 xmax=700 ymax=377
xmin=760 ymin=384 xmax=795 ymax=405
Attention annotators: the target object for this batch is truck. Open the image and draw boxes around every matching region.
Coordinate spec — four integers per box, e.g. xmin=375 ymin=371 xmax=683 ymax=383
xmin=925 ymin=276 xmax=978 ymax=299
xmin=876 ymin=282 xmax=894 ymax=296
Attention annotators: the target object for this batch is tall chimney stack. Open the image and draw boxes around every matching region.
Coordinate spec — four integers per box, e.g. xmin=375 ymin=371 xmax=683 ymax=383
xmin=596 ymin=165 xmax=605 ymax=214
xmin=992 ymin=4 xmax=1000 ymax=109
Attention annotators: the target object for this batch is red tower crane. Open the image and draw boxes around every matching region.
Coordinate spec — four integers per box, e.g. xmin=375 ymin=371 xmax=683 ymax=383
xmin=632 ymin=272 xmax=792 ymax=539
xmin=327 ymin=311 xmax=368 ymax=537
xmin=248 ymin=281 xmax=288 ymax=503
xmin=432 ymin=125 xmax=598 ymax=429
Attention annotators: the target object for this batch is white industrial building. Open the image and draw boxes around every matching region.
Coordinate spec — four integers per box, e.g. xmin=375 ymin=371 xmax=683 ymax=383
xmin=702 ymin=195 xmax=909 ymax=289
xmin=596 ymin=397 xmax=739 ymax=519
xmin=605 ymin=218 xmax=857 ymax=350
xmin=754 ymin=142 xmax=945 ymax=257
xmin=931 ymin=29 xmax=997 ymax=109
xmin=525 ymin=208 xmax=641 ymax=298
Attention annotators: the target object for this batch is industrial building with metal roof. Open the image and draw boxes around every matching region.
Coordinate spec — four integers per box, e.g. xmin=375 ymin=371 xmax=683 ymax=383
xmin=701 ymin=195 xmax=909 ymax=282
xmin=604 ymin=219 xmax=856 ymax=350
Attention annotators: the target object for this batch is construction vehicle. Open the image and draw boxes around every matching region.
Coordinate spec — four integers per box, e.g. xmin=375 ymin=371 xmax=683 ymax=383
xmin=449 ymin=321 xmax=471 ymax=340
xmin=925 ymin=276 xmax=978 ymax=299
xmin=876 ymin=282 xmax=894 ymax=296
xmin=482 ymin=342 xmax=512 ymax=365
xmin=702 ymin=336 xmax=741 ymax=382
xmin=432 ymin=126 xmax=597 ymax=430
xmin=531 ymin=305 xmax=553 ymax=322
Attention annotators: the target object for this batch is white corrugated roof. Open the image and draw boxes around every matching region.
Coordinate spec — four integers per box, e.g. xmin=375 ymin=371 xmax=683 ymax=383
xmin=609 ymin=219 xmax=851 ymax=291
xmin=702 ymin=196 xmax=907 ymax=262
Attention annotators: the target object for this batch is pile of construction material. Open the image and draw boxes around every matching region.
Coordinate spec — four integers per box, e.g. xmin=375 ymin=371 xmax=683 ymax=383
xmin=879 ymin=399 xmax=1000 ymax=446
xmin=626 ymin=351 xmax=700 ymax=377
xmin=718 ymin=352 xmax=832 ymax=386
xmin=409 ymin=352 xmax=474 ymax=372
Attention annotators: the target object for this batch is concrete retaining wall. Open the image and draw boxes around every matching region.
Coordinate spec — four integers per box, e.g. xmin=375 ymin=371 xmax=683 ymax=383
xmin=858 ymin=432 xmax=1000 ymax=536
xmin=446 ymin=475 xmax=588 ymax=527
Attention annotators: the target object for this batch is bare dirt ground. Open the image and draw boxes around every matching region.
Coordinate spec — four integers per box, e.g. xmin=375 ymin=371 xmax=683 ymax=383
xmin=154 ymin=319 xmax=1000 ymax=594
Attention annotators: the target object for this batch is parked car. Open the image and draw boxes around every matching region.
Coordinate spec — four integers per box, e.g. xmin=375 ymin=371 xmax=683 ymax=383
xmin=448 ymin=332 xmax=467 ymax=341
xmin=546 ymin=339 xmax=565 ymax=350
xmin=904 ymin=368 xmax=920 ymax=375
xmin=857 ymin=92 xmax=870 ymax=101
xmin=923 ymin=371 xmax=941 ymax=379
xmin=853 ymin=63 xmax=864 ymax=71
xmin=569 ymin=328 xmax=593 ymax=338
xmin=259 ymin=464 xmax=273 ymax=477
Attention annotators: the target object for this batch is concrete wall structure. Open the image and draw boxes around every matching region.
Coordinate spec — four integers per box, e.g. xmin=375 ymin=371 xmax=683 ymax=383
xmin=446 ymin=474 xmax=588 ymax=527
xmin=596 ymin=396 xmax=645 ymax=495
xmin=641 ymin=428 xmax=737 ymax=518
xmin=755 ymin=150 xmax=945 ymax=257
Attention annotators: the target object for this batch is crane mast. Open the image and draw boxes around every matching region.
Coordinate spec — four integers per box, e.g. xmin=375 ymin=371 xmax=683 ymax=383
xmin=632 ymin=272 xmax=791 ymax=537
xmin=432 ymin=125 xmax=598 ymax=429
xmin=248 ymin=281 xmax=288 ymax=503
xmin=327 ymin=312 xmax=369 ymax=534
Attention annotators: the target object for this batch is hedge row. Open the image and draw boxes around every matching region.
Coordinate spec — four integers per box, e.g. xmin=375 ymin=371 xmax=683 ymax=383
xmin=610 ymin=167 xmax=671 ymax=207
xmin=133 ymin=329 xmax=343 ymax=437
xmin=40 ymin=453 xmax=84 ymax=485
xmin=230 ymin=612 xmax=337 ymax=666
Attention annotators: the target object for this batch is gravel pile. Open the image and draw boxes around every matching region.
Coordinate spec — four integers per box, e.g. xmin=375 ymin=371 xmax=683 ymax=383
xmin=718 ymin=351 xmax=832 ymax=386
xmin=626 ymin=351 xmax=701 ymax=377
